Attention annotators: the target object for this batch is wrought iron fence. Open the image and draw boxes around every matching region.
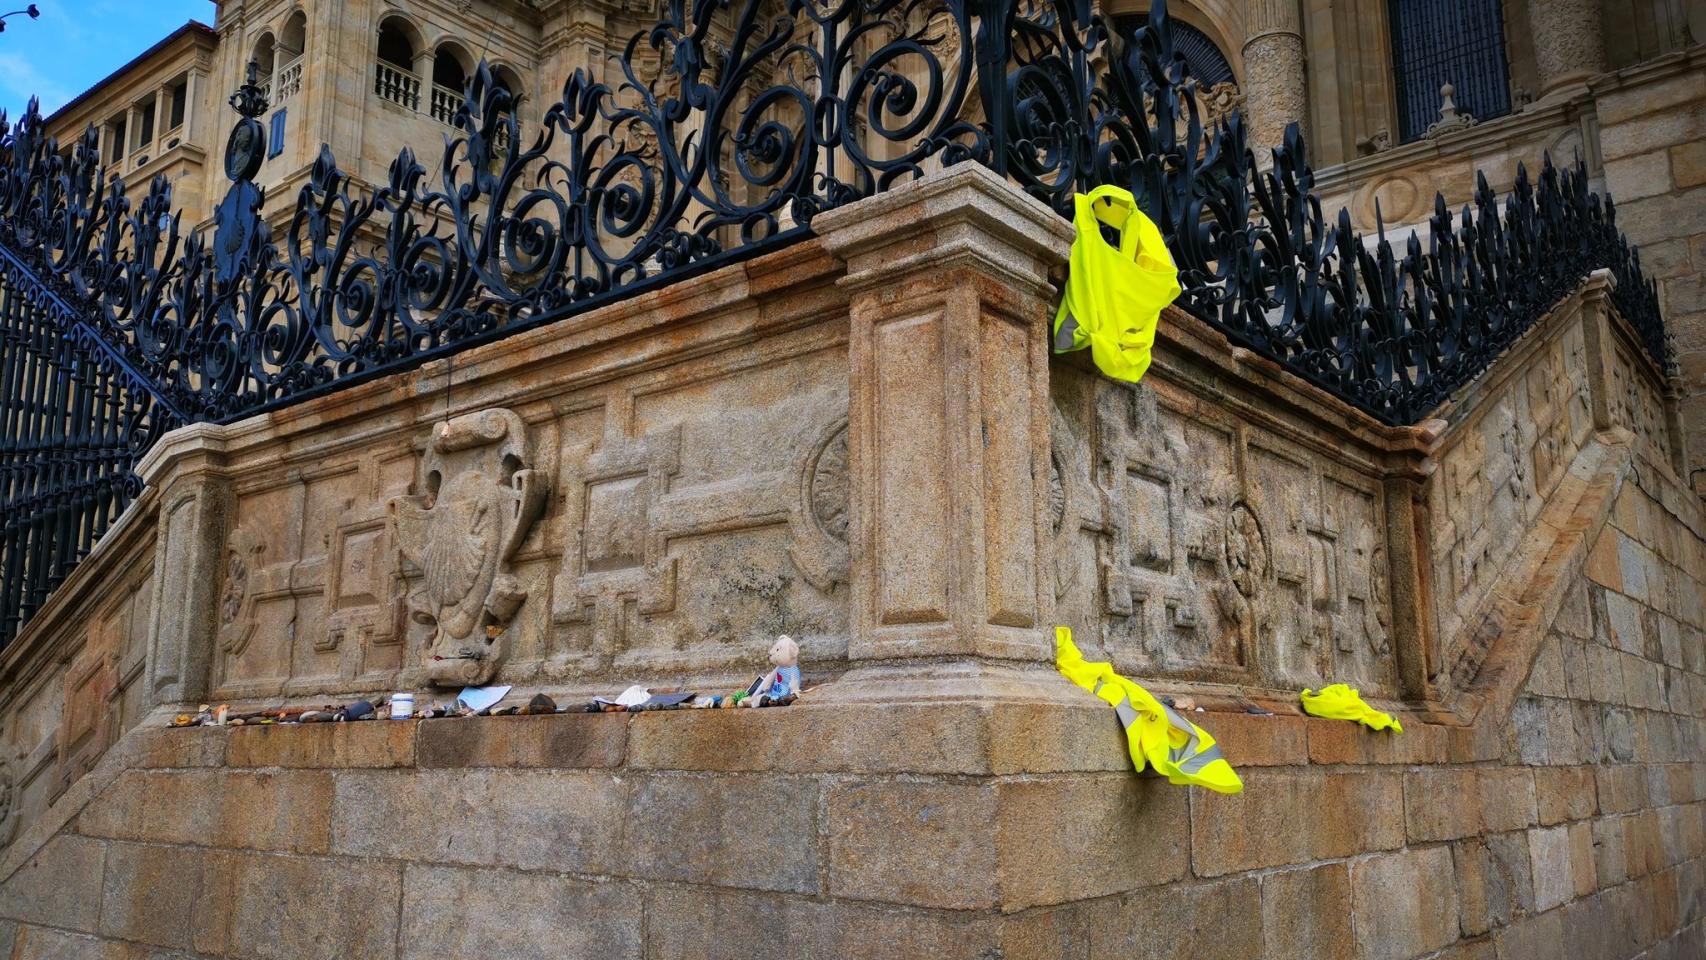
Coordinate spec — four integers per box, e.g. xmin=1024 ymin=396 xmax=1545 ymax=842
xmin=0 ymin=0 xmax=1675 ymax=646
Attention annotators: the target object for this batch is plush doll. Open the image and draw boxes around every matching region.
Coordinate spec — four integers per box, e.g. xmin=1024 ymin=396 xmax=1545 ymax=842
xmin=742 ymin=635 xmax=801 ymax=706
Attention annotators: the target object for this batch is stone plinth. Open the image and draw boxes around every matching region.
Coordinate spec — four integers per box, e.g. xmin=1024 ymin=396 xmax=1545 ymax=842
xmin=0 ymin=167 xmax=1702 ymax=960
xmin=817 ymin=164 xmax=1071 ymax=669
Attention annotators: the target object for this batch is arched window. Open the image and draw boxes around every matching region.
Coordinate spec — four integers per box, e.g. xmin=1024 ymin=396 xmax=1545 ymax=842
xmin=376 ymin=17 xmax=416 ymax=69
xmin=252 ymin=32 xmax=277 ymax=94
xmin=1110 ymin=15 xmax=1235 ymax=87
xmin=430 ymin=43 xmax=472 ymax=123
xmin=276 ymin=11 xmax=307 ymax=102
xmin=279 ymin=10 xmax=306 ymax=60
xmin=491 ymin=66 xmax=523 ymax=106
xmin=374 ymin=16 xmax=423 ymax=109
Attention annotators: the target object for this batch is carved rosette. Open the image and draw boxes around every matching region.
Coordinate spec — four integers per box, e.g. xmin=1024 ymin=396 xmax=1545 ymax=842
xmin=788 ymin=418 xmax=850 ymax=592
xmin=217 ymin=527 xmax=266 ymax=656
xmin=391 ymin=408 xmax=547 ymax=687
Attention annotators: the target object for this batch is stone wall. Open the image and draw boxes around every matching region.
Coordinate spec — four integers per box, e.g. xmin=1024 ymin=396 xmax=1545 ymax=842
xmin=1593 ymin=45 xmax=1706 ymax=498
xmin=0 ymin=496 xmax=158 ymax=859
xmin=0 ymin=166 xmax=1701 ymax=958
xmin=1310 ymin=41 xmax=1706 ymax=499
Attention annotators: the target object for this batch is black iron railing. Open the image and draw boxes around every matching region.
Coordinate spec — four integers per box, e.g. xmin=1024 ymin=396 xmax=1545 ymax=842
xmin=0 ymin=0 xmax=1675 ymax=647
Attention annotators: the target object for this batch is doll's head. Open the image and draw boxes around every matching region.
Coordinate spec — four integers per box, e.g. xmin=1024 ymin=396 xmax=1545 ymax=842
xmin=769 ymin=635 xmax=799 ymax=668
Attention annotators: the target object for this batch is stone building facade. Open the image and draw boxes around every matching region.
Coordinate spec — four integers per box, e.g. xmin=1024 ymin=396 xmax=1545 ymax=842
xmin=39 ymin=0 xmax=1706 ymax=491
xmin=0 ymin=164 xmax=1700 ymax=959
xmin=1 ymin=0 xmax=1703 ymax=958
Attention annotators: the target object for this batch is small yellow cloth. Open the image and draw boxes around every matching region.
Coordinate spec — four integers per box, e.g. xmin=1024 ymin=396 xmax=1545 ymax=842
xmin=1054 ymin=626 xmax=1243 ymax=794
xmin=1300 ymin=683 xmax=1403 ymax=733
xmin=1052 ymin=186 xmax=1181 ymax=384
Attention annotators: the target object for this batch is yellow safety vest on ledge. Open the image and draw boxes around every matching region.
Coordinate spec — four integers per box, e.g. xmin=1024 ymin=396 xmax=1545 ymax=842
xmin=1301 ymin=683 xmax=1403 ymax=733
xmin=1055 ymin=627 xmax=1243 ymax=794
xmin=1052 ymin=186 xmax=1181 ymax=384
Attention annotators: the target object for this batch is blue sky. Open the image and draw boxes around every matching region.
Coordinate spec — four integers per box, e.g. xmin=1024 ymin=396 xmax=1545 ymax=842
xmin=1 ymin=0 xmax=217 ymax=123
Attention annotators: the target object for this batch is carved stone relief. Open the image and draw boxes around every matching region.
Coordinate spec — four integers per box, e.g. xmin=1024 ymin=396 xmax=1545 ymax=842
xmin=1609 ymin=346 xmax=1671 ymax=461
xmin=789 ymin=418 xmax=851 ymax=592
xmin=217 ymin=527 xmax=267 ymax=657
xmin=1092 ymin=385 xmax=1248 ymax=676
xmin=324 ymin=495 xmax=404 ymax=658
xmin=549 ymin=424 xmax=682 ymax=672
xmin=1050 ymin=372 xmax=1398 ymax=693
xmin=391 ymin=409 xmax=548 ymax=687
xmin=0 ymin=755 xmax=17 ymax=846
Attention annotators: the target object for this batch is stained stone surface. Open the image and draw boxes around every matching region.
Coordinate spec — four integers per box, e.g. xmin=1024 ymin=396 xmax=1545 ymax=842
xmin=0 ymin=168 xmax=1701 ymax=959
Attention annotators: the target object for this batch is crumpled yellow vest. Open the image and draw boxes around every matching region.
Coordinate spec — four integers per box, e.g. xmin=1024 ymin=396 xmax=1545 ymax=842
xmin=1052 ymin=186 xmax=1181 ymax=384
xmin=1300 ymin=683 xmax=1403 ymax=733
xmin=1055 ymin=626 xmax=1243 ymax=794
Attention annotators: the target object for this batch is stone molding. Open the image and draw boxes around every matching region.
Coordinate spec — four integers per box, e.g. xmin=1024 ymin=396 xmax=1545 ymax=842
xmin=0 ymin=166 xmax=1696 ymax=857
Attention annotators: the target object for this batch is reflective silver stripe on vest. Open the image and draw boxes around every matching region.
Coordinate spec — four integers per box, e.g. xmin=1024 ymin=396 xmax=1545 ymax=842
xmin=1162 ymin=704 xmax=1222 ymax=774
xmin=1055 ymin=313 xmax=1080 ymax=352
xmin=1113 ymin=696 xmax=1139 ymax=730
xmin=1093 ymin=679 xmax=1143 ymax=730
xmin=1095 ymin=683 xmax=1222 ymax=775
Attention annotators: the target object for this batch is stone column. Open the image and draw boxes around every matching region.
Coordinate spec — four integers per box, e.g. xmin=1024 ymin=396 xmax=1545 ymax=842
xmin=1242 ymin=0 xmax=1308 ymax=154
xmin=134 ymin=424 xmax=237 ymax=707
xmin=815 ymin=164 xmax=1072 ymax=688
xmin=1527 ymin=0 xmax=1606 ymax=97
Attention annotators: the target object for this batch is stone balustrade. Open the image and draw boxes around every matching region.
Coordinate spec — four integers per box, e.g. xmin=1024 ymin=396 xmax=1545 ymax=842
xmin=374 ymin=60 xmax=420 ymax=111
xmin=275 ymin=56 xmax=303 ymax=104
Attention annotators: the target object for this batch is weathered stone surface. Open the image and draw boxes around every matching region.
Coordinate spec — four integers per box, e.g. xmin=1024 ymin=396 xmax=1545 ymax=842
xmin=1350 ymin=846 xmax=1460 ymax=960
xmin=10 ymin=926 xmax=137 ymax=960
xmin=1603 ymin=150 xmax=1674 ymax=202
xmin=129 ymin=727 xmax=228 ymax=769
xmin=1191 ymin=770 xmax=1404 ymax=876
xmin=1672 ymin=140 xmax=1706 ymax=190
xmin=644 ymin=887 xmax=1000 ymax=960
xmin=1084 ymin=877 xmax=1264 ymax=960
xmin=228 ymin=718 xmax=415 ymax=768
xmin=1309 ymin=718 xmax=1448 ymax=765
xmin=331 ymin=768 xmax=628 ymax=875
xmin=76 ymin=768 xmax=331 ymax=853
xmin=1200 ymin=712 xmax=1309 ymax=767
xmin=1262 ymin=862 xmax=1356 ymax=960
xmin=98 ymin=841 xmax=223 ymax=949
xmin=0 ymin=835 xmax=104 ymax=932
xmin=1535 ymin=766 xmax=1600 ymax=824
xmin=629 ymin=774 xmax=819 ymax=894
xmin=224 ymin=851 xmax=401 ymax=960
xmin=995 ymin=774 xmax=1187 ymax=909
xmin=1530 ymin=824 xmax=1576 ymax=911
xmin=399 ymin=864 xmax=640 ymax=960
xmin=417 ymin=713 xmax=627 ymax=769
xmin=1405 ymin=767 xmax=1536 ymax=841
xmin=828 ymin=780 xmax=997 ymax=908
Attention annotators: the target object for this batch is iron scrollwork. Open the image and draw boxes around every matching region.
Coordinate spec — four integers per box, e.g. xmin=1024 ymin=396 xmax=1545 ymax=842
xmin=0 ymin=0 xmax=1677 ymax=648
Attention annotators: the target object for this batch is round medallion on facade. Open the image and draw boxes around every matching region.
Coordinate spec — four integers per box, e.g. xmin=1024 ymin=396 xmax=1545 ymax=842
xmin=224 ymin=117 xmax=264 ymax=183
xmin=1048 ymin=448 xmax=1066 ymax=535
xmin=220 ymin=549 xmax=249 ymax=626
xmin=807 ymin=424 xmax=849 ymax=543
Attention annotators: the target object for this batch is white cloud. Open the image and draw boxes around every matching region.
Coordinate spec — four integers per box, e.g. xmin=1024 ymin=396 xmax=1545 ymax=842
xmin=0 ymin=52 xmax=73 ymax=116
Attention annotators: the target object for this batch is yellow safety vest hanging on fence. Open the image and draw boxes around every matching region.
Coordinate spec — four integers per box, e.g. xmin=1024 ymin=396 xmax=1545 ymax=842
xmin=1300 ymin=683 xmax=1403 ymax=733
xmin=1052 ymin=186 xmax=1182 ymax=384
xmin=1054 ymin=626 xmax=1243 ymax=794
